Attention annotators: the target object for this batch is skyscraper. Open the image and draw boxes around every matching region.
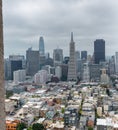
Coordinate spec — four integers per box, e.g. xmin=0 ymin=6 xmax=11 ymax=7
xmin=11 ymin=60 xmax=22 ymax=80
xmin=5 ymin=55 xmax=25 ymax=80
xmin=68 ymin=32 xmax=77 ymax=81
xmin=39 ymin=36 xmax=45 ymax=55
xmin=53 ymin=48 xmax=63 ymax=67
xmin=75 ymin=51 xmax=80 ymax=60
xmin=82 ymin=63 xmax=90 ymax=82
xmin=115 ymin=52 xmax=118 ymax=74
xmin=81 ymin=51 xmax=87 ymax=60
xmin=0 ymin=0 xmax=6 ymax=129
xmin=109 ymin=56 xmax=115 ymax=75
xmin=94 ymin=39 xmax=105 ymax=64
xmin=26 ymin=48 xmax=40 ymax=76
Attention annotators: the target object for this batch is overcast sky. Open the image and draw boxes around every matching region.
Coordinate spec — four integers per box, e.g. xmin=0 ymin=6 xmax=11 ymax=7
xmin=3 ymin=0 xmax=118 ymax=58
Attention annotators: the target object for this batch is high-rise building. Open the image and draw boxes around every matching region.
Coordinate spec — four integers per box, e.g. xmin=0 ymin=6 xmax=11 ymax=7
xmin=76 ymin=51 xmax=80 ymax=60
xmin=81 ymin=51 xmax=87 ymax=60
xmin=108 ymin=56 xmax=115 ymax=75
xmin=100 ymin=68 xmax=109 ymax=84
xmin=53 ymin=48 xmax=63 ymax=66
xmin=13 ymin=70 xmax=26 ymax=83
xmin=5 ymin=55 xmax=25 ymax=80
xmin=115 ymin=52 xmax=118 ymax=74
xmin=77 ymin=59 xmax=83 ymax=79
xmin=0 ymin=0 xmax=6 ymax=129
xmin=89 ymin=64 xmax=102 ymax=82
xmin=63 ymin=56 xmax=69 ymax=64
xmin=94 ymin=39 xmax=105 ymax=64
xmin=39 ymin=55 xmax=46 ymax=70
xmin=34 ymin=70 xmax=48 ymax=84
xmin=82 ymin=63 xmax=90 ymax=82
xmin=61 ymin=64 xmax=68 ymax=81
xmin=75 ymin=51 xmax=80 ymax=74
xmin=45 ymin=57 xmax=53 ymax=67
xmin=9 ymin=55 xmax=26 ymax=69
xmin=45 ymin=52 xmax=50 ymax=59
xmin=67 ymin=32 xmax=77 ymax=81
xmin=39 ymin=36 xmax=45 ymax=55
xmin=26 ymin=48 xmax=40 ymax=76
xmin=11 ymin=60 xmax=22 ymax=80
xmin=55 ymin=66 xmax=62 ymax=79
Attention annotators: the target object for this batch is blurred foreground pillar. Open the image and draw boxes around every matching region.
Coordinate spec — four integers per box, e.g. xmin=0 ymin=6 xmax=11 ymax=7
xmin=0 ymin=0 xmax=6 ymax=129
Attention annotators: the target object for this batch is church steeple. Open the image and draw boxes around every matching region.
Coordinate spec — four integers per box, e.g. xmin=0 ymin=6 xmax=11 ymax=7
xmin=71 ymin=32 xmax=73 ymax=42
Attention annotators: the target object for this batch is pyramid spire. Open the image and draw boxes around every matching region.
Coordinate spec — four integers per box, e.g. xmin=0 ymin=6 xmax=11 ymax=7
xmin=71 ymin=32 xmax=73 ymax=42
xmin=68 ymin=32 xmax=77 ymax=81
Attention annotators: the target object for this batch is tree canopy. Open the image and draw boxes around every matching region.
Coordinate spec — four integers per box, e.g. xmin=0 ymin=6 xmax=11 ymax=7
xmin=16 ymin=122 xmax=26 ymax=130
xmin=32 ymin=123 xmax=45 ymax=130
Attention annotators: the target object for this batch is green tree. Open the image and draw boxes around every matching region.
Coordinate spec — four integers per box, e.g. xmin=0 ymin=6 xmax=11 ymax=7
xmin=88 ymin=127 xmax=93 ymax=130
xmin=16 ymin=122 xmax=26 ymax=130
xmin=6 ymin=90 xmax=13 ymax=98
xmin=32 ymin=123 xmax=45 ymax=130
xmin=27 ymin=126 xmax=32 ymax=130
xmin=61 ymin=107 xmax=65 ymax=114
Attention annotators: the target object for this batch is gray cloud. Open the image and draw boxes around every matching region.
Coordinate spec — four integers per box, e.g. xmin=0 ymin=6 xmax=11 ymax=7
xmin=3 ymin=0 xmax=118 ymax=57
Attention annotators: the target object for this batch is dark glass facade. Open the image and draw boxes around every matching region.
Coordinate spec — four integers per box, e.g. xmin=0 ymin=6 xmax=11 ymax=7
xmin=26 ymin=49 xmax=40 ymax=76
xmin=94 ymin=39 xmax=105 ymax=64
xmin=11 ymin=60 xmax=22 ymax=80
xmin=81 ymin=51 xmax=87 ymax=60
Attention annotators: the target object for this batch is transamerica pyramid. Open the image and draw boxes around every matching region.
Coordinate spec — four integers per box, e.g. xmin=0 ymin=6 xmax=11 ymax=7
xmin=67 ymin=32 xmax=77 ymax=81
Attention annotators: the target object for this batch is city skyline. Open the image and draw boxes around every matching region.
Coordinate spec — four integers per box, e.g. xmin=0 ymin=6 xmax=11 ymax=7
xmin=3 ymin=0 xmax=118 ymax=57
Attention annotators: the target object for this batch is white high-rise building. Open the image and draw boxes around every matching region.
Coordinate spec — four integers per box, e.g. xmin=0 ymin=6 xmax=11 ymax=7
xmin=34 ymin=70 xmax=48 ymax=84
xmin=67 ymin=32 xmax=77 ymax=81
xmin=100 ymin=68 xmax=109 ymax=84
xmin=115 ymin=52 xmax=118 ymax=74
xmin=82 ymin=63 xmax=90 ymax=82
xmin=13 ymin=70 xmax=26 ymax=83
xmin=55 ymin=66 xmax=62 ymax=79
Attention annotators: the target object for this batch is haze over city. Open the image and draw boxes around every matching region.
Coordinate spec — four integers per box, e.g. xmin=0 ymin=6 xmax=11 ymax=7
xmin=1 ymin=0 xmax=118 ymax=130
xmin=3 ymin=0 xmax=118 ymax=57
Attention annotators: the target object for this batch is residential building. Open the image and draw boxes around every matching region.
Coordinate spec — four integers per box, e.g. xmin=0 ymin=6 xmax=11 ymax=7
xmin=5 ymin=99 xmax=16 ymax=114
xmin=6 ymin=120 xmax=20 ymax=130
